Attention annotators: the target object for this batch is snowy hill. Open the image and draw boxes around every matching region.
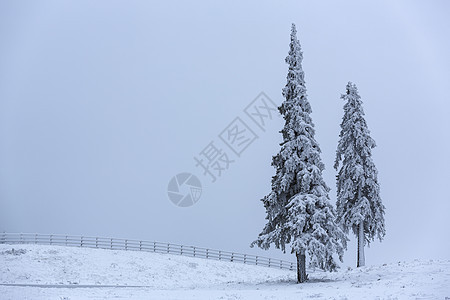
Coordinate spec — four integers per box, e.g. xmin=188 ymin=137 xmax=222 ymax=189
xmin=1 ymin=244 xmax=449 ymax=299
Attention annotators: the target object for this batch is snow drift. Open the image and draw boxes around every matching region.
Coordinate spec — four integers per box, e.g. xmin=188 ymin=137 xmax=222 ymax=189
xmin=1 ymin=244 xmax=449 ymax=299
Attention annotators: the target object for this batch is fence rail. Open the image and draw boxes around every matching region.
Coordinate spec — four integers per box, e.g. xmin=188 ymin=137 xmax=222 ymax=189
xmin=0 ymin=233 xmax=295 ymax=271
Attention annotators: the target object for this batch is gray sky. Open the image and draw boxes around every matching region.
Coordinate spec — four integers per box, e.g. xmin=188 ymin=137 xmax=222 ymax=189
xmin=1 ymin=0 xmax=449 ymax=267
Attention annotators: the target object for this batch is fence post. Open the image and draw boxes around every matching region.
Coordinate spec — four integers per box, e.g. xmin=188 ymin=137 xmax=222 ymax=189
xmin=0 ymin=233 xmax=296 ymax=272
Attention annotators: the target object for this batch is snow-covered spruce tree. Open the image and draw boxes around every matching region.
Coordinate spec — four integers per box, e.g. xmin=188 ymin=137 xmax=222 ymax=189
xmin=334 ymin=82 xmax=385 ymax=268
xmin=251 ymin=24 xmax=346 ymax=283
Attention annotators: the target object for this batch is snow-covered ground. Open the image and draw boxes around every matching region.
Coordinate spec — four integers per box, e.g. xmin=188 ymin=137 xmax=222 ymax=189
xmin=0 ymin=244 xmax=449 ymax=299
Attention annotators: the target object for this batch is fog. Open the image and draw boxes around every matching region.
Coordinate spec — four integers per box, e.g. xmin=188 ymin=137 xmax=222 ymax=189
xmin=1 ymin=0 xmax=449 ymax=267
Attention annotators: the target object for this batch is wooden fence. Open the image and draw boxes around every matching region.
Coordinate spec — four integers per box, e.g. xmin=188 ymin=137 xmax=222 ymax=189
xmin=0 ymin=232 xmax=295 ymax=271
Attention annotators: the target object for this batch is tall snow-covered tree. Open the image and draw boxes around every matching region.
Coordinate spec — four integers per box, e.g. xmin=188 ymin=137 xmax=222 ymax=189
xmin=334 ymin=82 xmax=385 ymax=268
xmin=251 ymin=24 xmax=346 ymax=283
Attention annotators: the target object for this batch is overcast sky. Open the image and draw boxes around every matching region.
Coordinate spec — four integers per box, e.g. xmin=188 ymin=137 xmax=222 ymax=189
xmin=1 ymin=0 xmax=449 ymax=267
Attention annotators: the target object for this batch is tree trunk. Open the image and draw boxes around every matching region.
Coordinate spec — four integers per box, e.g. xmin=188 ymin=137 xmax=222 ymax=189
xmin=357 ymin=221 xmax=365 ymax=267
xmin=296 ymin=250 xmax=307 ymax=283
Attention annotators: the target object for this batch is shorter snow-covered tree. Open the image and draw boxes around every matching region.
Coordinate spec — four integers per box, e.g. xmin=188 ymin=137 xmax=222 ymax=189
xmin=251 ymin=24 xmax=346 ymax=283
xmin=334 ymin=82 xmax=386 ymax=267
